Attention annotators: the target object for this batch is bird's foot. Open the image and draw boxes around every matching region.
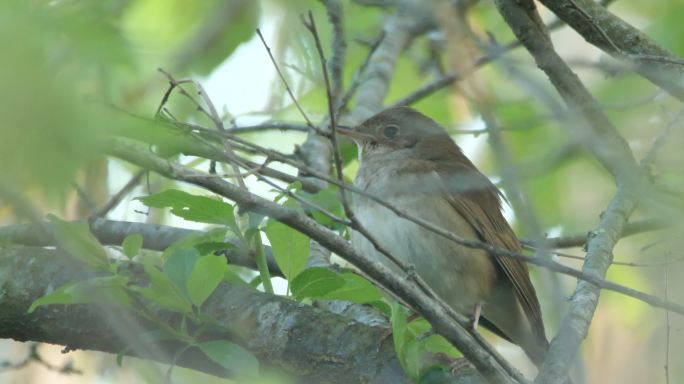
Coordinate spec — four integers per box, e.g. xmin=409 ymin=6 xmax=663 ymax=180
xmin=448 ymin=357 xmax=474 ymax=375
xmin=470 ymin=303 xmax=481 ymax=331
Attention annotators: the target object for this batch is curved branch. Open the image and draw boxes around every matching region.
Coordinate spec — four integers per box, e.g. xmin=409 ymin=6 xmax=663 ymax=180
xmin=0 ymin=245 xmax=409 ymax=383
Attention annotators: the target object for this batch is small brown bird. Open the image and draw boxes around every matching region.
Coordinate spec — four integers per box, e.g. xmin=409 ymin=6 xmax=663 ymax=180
xmin=339 ymin=107 xmax=548 ymax=366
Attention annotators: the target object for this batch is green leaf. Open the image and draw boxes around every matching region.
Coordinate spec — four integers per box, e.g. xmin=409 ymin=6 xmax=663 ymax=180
xmin=0 ymin=3 xmax=107 ymax=195
xmin=194 ymin=241 xmax=235 ymax=255
xmin=424 ymin=334 xmax=461 ymax=359
xmin=390 ymin=302 xmax=410 ymax=362
xmin=223 ymin=266 xmax=249 ymax=286
xmin=137 ymin=189 xmax=237 ymax=229
xmin=265 ymin=219 xmax=309 ymax=281
xmin=198 ymin=340 xmax=259 ymax=378
xmin=187 ymin=255 xmax=229 ymax=307
xmin=28 ymin=282 xmax=88 ymax=313
xmin=122 ymin=233 xmax=143 ymax=259
xmin=297 ymin=187 xmax=344 ymax=228
xmin=132 ymin=260 xmax=193 ymax=315
xmin=163 ymin=248 xmax=200 ymax=293
xmin=161 ymin=227 xmax=228 ymax=261
xmin=48 ymin=215 xmax=109 ymax=269
xmin=320 ymin=272 xmax=383 ymax=303
xmin=28 ymin=276 xmax=130 ymax=313
xmin=290 ymin=267 xmax=345 ymax=300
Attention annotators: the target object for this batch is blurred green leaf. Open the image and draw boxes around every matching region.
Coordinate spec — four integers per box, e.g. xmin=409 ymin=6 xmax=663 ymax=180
xmin=424 ymin=334 xmax=461 ymax=358
xmin=137 ymin=189 xmax=238 ymax=229
xmin=132 ymin=259 xmax=193 ymax=315
xmin=122 ymin=233 xmax=144 ymax=259
xmin=28 ymin=275 xmax=130 ymax=313
xmin=291 ymin=267 xmax=345 ymax=300
xmin=161 ymin=228 xmax=228 ymax=261
xmin=296 ymin=187 xmax=345 ymax=228
xmin=391 ymin=302 xmax=410 ymax=362
xmin=265 ymin=219 xmax=309 ymax=281
xmin=321 ymin=272 xmax=383 ymax=303
xmin=48 ymin=215 xmax=109 ymax=270
xmin=122 ymin=0 xmax=258 ymax=75
xmin=198 ymin=340 xmax=259 ymax=378
xmin=194 ymin=241 xmax=236 ymax=255
xmin=163 ymin=248 xmax=201 ymax=294
xmin=223 ymin=266 xmax=249 ymax=286
xmin=187 ymin=255 xmax=229 ymax=307
xmin=0 ymin=3 xmax=126 ymax=195
xmin=28 ymin=282 xmax=87 ymax=313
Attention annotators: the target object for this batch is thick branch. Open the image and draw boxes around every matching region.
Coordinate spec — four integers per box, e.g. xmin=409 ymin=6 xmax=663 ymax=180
xmin=0 ymin=219 xmax=283 ymax=277
xmin=0 ymin=245 xmax=409 ymax=383
xmin=539 ymin=0 xmax=684 ymax=102
xmin=350 ymin=2 xmax=435 ymax=122
xmin=493 ymin=1 xmax=647 ymax=383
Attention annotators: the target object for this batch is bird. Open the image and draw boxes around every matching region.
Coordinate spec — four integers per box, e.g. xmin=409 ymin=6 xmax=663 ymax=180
xmin=338 ymin=106 xmax=548 ymax=367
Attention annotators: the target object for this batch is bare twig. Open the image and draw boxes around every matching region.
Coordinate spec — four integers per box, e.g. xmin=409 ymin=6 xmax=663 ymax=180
xmin=303 ymin=11 xmax=433 ymax=296
xmin=157 ymin=69 xmax=247 ymax=190
xmin=71 ymin=181 xmax=98 ymax=216
xmin=336 ymin=31 xmax=385 ymax=117
xmin=527 ymin=218 xmax=672 ymax=249
xmin=93 ymin=170 xmax=146 ymax=220
xmin=0 ymin=343 xmax=81 ymax=375
xmin=390 ymin=0 xmax=621 ymax=107
xmin=641 ymin=107 xmax=684 ymax=170
xmin=320 ymin=0 xmax=346 ymax=103
xmin=256 ymin=28 xmax=325 ymax=136
xmin=229 ymin=122 xmax=309 ymax=133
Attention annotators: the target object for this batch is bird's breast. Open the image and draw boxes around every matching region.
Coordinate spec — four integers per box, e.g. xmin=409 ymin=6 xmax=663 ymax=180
xmin=351 ymin=170 xmax=497 ymax=312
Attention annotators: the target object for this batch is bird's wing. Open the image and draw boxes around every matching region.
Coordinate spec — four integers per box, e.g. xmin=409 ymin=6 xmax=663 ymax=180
xmin=432 ymin=160 xmax=547 ymax=346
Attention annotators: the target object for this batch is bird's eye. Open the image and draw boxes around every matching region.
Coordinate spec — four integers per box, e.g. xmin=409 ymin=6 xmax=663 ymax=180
xmin=382 ymin=124 xmax=399 ymax=138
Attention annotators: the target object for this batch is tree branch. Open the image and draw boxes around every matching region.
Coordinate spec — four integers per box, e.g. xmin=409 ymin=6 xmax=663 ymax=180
xmin=493 ymin=1 xmax=648 ymax=382
xmin=538 ymin=0 xmax=684 ymax=102
xmin=0 ymin=245 xmax=410 ymax=383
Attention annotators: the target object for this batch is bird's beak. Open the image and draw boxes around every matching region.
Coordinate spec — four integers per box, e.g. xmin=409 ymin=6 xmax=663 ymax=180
xmin=335 ymin=125 xmax=374 ymax=141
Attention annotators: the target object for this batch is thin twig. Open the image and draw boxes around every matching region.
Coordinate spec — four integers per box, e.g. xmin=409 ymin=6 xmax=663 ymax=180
xmin=542 ymin=248 xmax=684 ymax=268
xmin=524 ymin=218 xmax=672 ymax=249
xmin=229 ymin=122 xmax=309 ymax=133
xmin=391 ymin=0 xmax=620 ymax=108
xmin=0 ymin=343 xmax=81 ymax=375
xmin=157 ymin=69 xmax=248 ymax=190
xmin=320 ymin=0 xmax=346 ymax=103
xmin=93 ymin=170 xmax=146 ymax=220
xmin=256 ymin=28 xmax=326 ymax=136
xmin=71 ymin=181 xmax=98 ymax=216
xmin=303 ymin=10 xmax=418 ymax=281
xmin=336 ymin=31 xmax=386 ymax=117
xmin=641 ymin=106 xmax=684 ymax=169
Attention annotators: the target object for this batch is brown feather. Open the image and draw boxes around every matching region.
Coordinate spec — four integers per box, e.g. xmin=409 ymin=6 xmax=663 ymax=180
xmin=419 ymin=136 xmax=548 ymax=350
